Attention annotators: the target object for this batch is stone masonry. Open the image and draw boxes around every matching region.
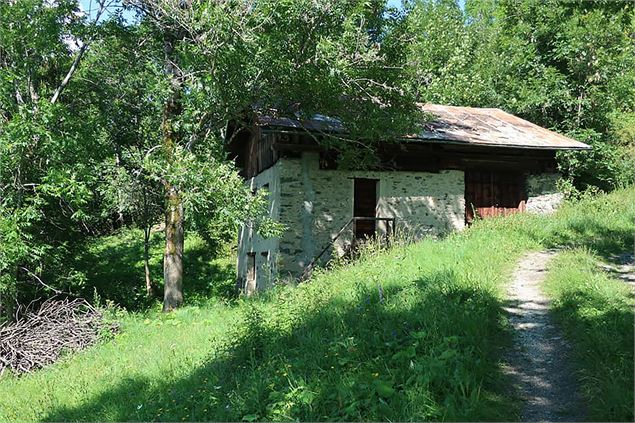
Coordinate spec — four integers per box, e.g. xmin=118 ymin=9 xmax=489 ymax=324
xmin=275 ymin=152 xmax=465 ymax=278
xmin=236 ymin=162 xmax=281 ymax=292
xmin=237 ymin=155 xmax=564 ymax=288
xmin=526 ymin=173 xmax=563 ymax=214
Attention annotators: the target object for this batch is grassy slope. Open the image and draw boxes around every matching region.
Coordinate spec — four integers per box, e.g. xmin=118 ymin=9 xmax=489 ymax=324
xmin=544 ymin=250 xmax=634 ymax=422
xmin=0 ymin=188 xmax=633 ymax=422
xmin=71 ymin=230 xmax=237 ymax=310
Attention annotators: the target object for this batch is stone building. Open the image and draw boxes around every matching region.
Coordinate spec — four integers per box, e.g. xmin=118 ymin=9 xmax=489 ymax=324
xmin=227 ymin=104 xmax=590 ymax=293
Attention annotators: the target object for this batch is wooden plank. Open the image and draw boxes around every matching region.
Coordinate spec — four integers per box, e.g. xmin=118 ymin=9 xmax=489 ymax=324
xmin=465 ymin=170 xmax=527 ymax=224
xmin=234 ymin=124 xmax=559 ymax=179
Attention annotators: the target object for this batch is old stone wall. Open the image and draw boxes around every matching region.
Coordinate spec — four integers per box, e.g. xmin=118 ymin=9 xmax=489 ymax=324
xmin=236 ymin=160 xmax=564 ymax=286
xmin=526 ymin=173 xmax=563 ymax=214
xmin=236 ymin=162 xmax=281 ymax=292
xmin=276 ymin=152 xmax=465 ymax=278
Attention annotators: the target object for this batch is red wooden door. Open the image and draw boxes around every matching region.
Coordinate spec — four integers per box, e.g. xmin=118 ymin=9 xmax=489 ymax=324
xmin=465 ymin=171 xmax=526 ymax=224
xmin=354 ymin=178 xmax=378 ymax=239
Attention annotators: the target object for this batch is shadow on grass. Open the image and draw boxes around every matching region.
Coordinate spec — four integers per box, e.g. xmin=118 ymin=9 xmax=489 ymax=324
xmin=540 ymin=217 xmax=634 ymax=261
xmin=71 ymin=230 xmax=236 ymax=311
xmin=550 ymin=289 xmax=634 ymax=422
xmin=43 ymin=271 xmax=519 ymax=422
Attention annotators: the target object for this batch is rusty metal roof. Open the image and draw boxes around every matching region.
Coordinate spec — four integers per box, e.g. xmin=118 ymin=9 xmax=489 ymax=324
xmin=255 ymin=104 xmax=590 ymax=150
xmin=414 ymin=104 xmax=590 ymax=150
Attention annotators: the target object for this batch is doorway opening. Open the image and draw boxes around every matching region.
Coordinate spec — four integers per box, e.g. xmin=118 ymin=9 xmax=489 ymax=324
xmin=353 ymin=178 xmax=379 ymax=239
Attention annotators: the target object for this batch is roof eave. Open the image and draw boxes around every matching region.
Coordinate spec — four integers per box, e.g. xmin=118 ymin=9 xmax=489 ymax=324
xmin=402 ymin=137 xmax=592 ymax=150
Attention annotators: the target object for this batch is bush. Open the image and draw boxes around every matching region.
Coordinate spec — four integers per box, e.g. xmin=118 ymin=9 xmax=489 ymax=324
xmin=558 ymin=129 xmax=635 ymax=192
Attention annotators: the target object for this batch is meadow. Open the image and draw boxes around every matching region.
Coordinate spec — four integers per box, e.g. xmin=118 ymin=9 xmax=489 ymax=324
xmin=0 ymin=188 xmax=633 ymax=422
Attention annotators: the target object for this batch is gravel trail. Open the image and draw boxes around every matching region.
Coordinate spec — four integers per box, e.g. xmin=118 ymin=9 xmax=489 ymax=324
xmin=502 ymin=251 xmax=585 ymax=422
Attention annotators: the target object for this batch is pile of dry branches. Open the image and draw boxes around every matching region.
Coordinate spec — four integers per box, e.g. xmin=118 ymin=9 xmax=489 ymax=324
xmin=0 ymin=298 xmax=116 ymax=376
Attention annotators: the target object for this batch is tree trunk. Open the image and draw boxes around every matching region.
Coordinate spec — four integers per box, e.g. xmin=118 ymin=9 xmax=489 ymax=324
xmin=161 ymin=34 xmax=184 ymax=312
xmin=142 ymin=186 xmax=155 ymax=297
xmin=163 ymin=186 xmax=183 ymax=311
xmin=143 ymin=225 xmax=154 ymax=297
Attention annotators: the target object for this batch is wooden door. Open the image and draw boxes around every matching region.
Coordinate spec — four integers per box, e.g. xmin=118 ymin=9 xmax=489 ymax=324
xmin=354 ymin=178 xmax=378 ymax=239
xmin=465 ymin=171 xmax=526 ymax=224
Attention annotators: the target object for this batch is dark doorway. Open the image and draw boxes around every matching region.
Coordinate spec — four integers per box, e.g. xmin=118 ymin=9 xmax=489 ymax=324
xmin=245 ymin=252 xmax=256 ymax=294
xmin=353 ymin=178 xmax=378 ymax=239
xmin=465 ymin=170 xmax=527 ymax=224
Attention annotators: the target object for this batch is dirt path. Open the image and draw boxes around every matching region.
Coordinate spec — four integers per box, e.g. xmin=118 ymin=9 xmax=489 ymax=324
xmin=502 ymin=251 xmax=585 ymax=422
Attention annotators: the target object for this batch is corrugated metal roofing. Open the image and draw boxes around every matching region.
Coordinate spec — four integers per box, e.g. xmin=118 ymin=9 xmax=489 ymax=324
xmin=255 ymin=104 xmax=590 ymax=150
xmin=416 ymin=104 xmax=589 ymax=150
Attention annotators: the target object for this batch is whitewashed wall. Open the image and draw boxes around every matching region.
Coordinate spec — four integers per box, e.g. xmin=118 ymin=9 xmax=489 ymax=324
xmin=236 ymin=162 xmax=281 ymax=292
xmin=275 ymin=152 xmax=465 ymax=277
xmin=526 ymin=173 xmax=563 ymax=214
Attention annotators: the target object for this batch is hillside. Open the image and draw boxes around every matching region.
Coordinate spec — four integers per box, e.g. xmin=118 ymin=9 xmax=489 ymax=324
xmin=0 ymin=188 xmax=633 ymax=422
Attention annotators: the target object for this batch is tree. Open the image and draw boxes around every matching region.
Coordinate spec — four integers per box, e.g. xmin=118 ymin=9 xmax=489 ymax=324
xmin=0 ymin=0 xmax=115 ymax=318
xmin=124 ymin=0 xmax=420 ymax=311
xmin=80 ymin=20 xmax=166 ymax=297
xmin=403 ymin=0 xmax=635 ymax=191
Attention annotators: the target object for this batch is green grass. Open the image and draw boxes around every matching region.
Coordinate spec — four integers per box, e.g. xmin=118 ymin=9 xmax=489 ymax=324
xmin=0 ymin=304 xmax=241 ymax=422
xmin=0 ymin=187 xmax=633 ymax=422
xmin=71 ymin=229 xmax=237 ymax=310
xmin=544 ymin=249 xmax=635 ymax=422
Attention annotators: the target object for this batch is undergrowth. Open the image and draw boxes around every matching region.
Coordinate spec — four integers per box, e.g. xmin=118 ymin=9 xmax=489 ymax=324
xmin=70 ymin=230 xmax=236 ymax=310
xmin=0 ymin=187 xmax=633 ymax=422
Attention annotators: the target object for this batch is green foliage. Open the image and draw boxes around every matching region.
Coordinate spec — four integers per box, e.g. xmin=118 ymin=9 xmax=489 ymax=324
xmin=151 ymin=0 xmax=421 ymax=165
xmin=142 ymin=143 xmax=279 ymax=249
xmin=2 ymin=0 xmax=419 ymax=315
xmin=0 ymin=214 xmax=28 ymax=320
xmin=544 ymin=249 xmax=634 ymax=421
xmin=69 ymin=228 xmax=236 ymax=311
xmin=0 ymin=0 xmax=120 ymax=316
xmin=557 ymin=129 xmax=635 ymax=192
xmin=2 ymin=0 xmax=632 ymax=317
xmin=404 ymin=0 xmax=635 ymax=190
xmin=1 ymin=187 xmax=633 ymax=422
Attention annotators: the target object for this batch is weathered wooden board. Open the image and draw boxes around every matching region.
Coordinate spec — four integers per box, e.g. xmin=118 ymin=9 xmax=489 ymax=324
xmin=465 ymin=170 xmax=527 ymax=224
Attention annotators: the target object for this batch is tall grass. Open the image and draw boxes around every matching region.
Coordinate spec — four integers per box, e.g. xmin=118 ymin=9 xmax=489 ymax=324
xmin=0 ymin=187 xmax=633 ymax=422
xmin=544 ymin=249 xmax=634 ymax=422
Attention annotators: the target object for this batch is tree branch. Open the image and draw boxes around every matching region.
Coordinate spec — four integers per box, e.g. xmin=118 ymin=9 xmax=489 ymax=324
xmin=19 ymin=267 xmax=63 ymax=295
xmin=50 ymin=0 xmax=111 ymax=104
